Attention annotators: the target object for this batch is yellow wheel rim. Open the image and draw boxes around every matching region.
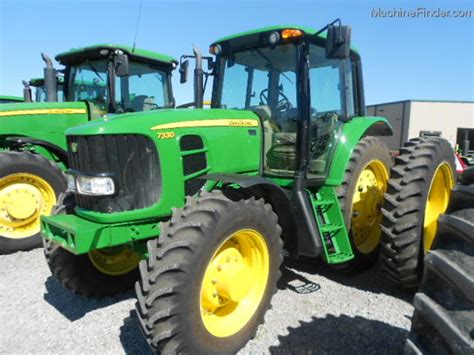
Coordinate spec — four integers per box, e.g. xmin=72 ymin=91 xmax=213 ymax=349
xmin=0 ymin=173 xmax=56 ymax=239
xmin=88 ymin=247 xmax=141 ymax=276
xmin=351 ymin=160 xmax=389 ymax=254
xmin=423 ymin=163 xmax=454 ymax=253
xmin=200 ymin=229 xmax=269 ymax=338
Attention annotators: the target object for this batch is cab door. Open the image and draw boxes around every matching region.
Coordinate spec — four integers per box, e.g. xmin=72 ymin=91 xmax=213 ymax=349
xmin=306 ymin=43 xmax=357 ymax=179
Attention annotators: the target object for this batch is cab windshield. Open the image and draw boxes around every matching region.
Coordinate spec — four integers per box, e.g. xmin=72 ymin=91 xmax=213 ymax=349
xmin=215 ymin=41 xmax=354 ymax=177
xmin=67 ymin=59 xmax=171 ymax=114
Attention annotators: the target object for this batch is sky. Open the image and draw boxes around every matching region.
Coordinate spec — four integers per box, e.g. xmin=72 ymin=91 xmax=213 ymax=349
xmin=0 ymin=0 xmax=473 ymax=105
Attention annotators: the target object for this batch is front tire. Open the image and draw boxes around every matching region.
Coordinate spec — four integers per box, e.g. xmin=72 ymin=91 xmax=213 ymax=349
xmin=43 ymin=193 xmax=140 ymax=298
xmin=380 ymin=137 xmax=456 ymax=288
xmin=135 ymin=191 xmax=283 ymax=354
xmin=0 ymin=151 xmax=66 ymax=254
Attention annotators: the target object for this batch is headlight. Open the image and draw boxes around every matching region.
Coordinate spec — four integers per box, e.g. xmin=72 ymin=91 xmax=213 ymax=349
xmin=76 ymin=175 xmax=115 ymax=196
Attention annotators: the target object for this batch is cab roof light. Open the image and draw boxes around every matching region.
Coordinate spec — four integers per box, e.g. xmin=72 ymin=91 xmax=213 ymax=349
xmin=268 ymin=31 xmax=280 ymax=45
xmin=209 ymin=44 xmax=222 ymax=55
xmin=281 ymin=29 xmax=304 ymax=40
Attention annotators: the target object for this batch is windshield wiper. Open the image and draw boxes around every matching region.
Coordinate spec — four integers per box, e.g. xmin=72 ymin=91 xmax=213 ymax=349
xmin=247 ymin=45 xmax=294 ymax=85
xmin=153 ymin=73 xmax=163 ymax=83
xmin=87 ymin=61 xmax=105 ymax=82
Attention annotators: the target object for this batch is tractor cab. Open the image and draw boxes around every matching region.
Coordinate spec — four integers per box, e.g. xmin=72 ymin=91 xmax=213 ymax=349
xmin=208 ymin=24 xmax=368 ymax=181
xmin=56 ymin=44 xmax=177 ymax=115
xmin=28 ymin=77 xmax=65 ymax=102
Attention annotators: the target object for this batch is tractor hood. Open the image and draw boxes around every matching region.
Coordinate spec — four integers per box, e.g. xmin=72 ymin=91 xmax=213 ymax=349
xmin=0 ymin=101 xmax=89 ymax=151
xmin=0 ymin=101 xmax=87 ymax=116
xmin=65 ymin=108 xmax=261 ymax=137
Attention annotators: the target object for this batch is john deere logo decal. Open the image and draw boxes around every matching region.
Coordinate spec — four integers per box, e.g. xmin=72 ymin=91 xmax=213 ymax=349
xmin=71 ymin=142 xmax=79 ymax=153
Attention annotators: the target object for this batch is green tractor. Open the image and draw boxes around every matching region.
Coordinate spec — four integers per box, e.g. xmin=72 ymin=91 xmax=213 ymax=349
xmin=41 ymin=21 xmax=456 ymax=353
xmin=26 ymin=75 xmax=109 ymax=103
xmin=25 ymin=76 xmax=65 ymax=103
xmin=0 ymin=44 xmax=177 ymax=254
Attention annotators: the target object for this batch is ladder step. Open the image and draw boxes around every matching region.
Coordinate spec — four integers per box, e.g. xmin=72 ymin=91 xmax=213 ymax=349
xmin=307 ymin=186 xmax=354 ymax=265
xmin=313 ymin=199 xmax=333 ymax=206
xmin=321 ymin=224 xmax=343 ymax=233
xmin=325 ymin=252 xmax=353 ymax=263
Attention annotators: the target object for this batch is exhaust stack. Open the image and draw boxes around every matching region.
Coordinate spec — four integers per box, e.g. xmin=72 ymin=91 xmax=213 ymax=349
xmin=193 ymin=47 xmax=204 ymax=108
xmin=41 ymin=53 xmax=58 ymax=102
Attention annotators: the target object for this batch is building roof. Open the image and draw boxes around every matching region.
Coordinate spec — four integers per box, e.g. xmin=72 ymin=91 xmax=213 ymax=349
xmin=367 ymin=99 xmax=474 ymax=106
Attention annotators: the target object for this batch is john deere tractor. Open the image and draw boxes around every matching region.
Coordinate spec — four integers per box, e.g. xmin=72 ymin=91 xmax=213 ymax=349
xmin=41 ymin=21 xmax=455 ymax=353
xmin=25 ymin=76 xmax=65 ymax=103
xmin=0 ymin=44 xmax=177 ymax=254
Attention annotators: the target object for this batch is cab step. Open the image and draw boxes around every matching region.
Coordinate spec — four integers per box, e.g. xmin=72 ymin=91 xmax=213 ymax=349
xmin=308 ymin=186 xmax=354 ymax=264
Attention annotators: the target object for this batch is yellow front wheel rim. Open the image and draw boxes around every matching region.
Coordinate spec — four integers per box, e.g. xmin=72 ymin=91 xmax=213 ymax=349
xmin=351 ymin=160 xmax=389 ymax=254
xmin=88 ymin=247 xmax=141 ymax=276
xmin=0 ymin=173 xmax=56 ymax=239
xmin=423 ymin=163 xmax=455 ymax=253
xmin=200 ymin=229 xmax=269 ymax=338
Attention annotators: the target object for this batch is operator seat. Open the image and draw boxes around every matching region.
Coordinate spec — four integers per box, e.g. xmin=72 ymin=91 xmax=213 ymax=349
xmin=130 ymin=95 xmax=153 ymax=112
xmin=250 ymin=105 xmax=280 ymax=165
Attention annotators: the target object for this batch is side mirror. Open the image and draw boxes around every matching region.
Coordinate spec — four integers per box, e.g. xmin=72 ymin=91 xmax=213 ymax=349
xmin=207 ymin=59 xmax=214 ymax=71
xmin=114 ymin=53 xmax=129 ymax=77
xmin=326 ymin=25 xmax=351 ymax=59
xmin=179 ymin=59 xmax=189 ymax=84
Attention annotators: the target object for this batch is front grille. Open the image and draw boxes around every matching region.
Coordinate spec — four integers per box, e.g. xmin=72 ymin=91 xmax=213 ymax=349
xmin=180 ymin=135 xmax=207 ymax=196
xmin=68 ymin=134 xmax=161 ymax=213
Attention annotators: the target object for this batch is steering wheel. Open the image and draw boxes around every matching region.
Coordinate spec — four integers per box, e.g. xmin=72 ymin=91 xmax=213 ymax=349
xmin=259 ymin=89 xmax=292 ymax=113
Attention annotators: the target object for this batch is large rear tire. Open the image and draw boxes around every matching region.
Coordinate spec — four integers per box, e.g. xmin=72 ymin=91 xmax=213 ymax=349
xmin=405 ymin=167 xmax=474 ymax=353
xmin=380 ymin=137 xmax=456 ymax=288
xmin=43 ymin=193 xmax=140 ymax=298
xmin=135 ymin=191 xmax=283 ymax=354
xmin=336 ymin=136 xmax=392 ymax=270
xmin=0 ymin=151 xmax=66 ymax=254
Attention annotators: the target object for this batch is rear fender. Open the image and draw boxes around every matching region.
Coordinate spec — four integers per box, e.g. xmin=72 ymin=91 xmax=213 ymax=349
xmin=3 ymin=136 xmax=68 ymax=170
xmin=325 ymin=116 xmax=392 ymax=186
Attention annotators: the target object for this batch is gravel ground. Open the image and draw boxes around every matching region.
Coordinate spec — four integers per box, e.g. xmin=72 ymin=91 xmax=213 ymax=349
xmin=0 ymin=249 xmax=414 ymax=354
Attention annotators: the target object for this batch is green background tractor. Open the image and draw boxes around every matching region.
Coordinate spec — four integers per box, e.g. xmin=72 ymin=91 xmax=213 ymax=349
xmin=25 ymin=76 xmax=64 ymax=103
xmin=41 ymin=22 xmax=455 ymax=354
xmin=0 ymin=44 xmax=177 ymax=254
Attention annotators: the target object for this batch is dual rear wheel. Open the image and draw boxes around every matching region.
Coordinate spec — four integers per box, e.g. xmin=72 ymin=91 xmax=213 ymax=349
xmin=380 ymin=137 xmax=456 ymax=288
xmin=337 ymin=136 xmax=392 ymax=270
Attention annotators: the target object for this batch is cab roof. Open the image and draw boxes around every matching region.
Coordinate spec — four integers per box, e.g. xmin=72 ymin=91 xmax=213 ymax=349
xmin=212 ymin=24 xmax=358 ymax=53
xmin=29 ymin=77 xmax=64 ymax=86
xmin=213 ymin=25 xmax=322 ymax=44
xmin=55 ymin=44 xmax=178 ymax=67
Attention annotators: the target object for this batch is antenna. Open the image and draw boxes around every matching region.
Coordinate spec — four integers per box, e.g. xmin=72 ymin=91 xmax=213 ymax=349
xmin=132 ymin=0 xmax=144 ymax=52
